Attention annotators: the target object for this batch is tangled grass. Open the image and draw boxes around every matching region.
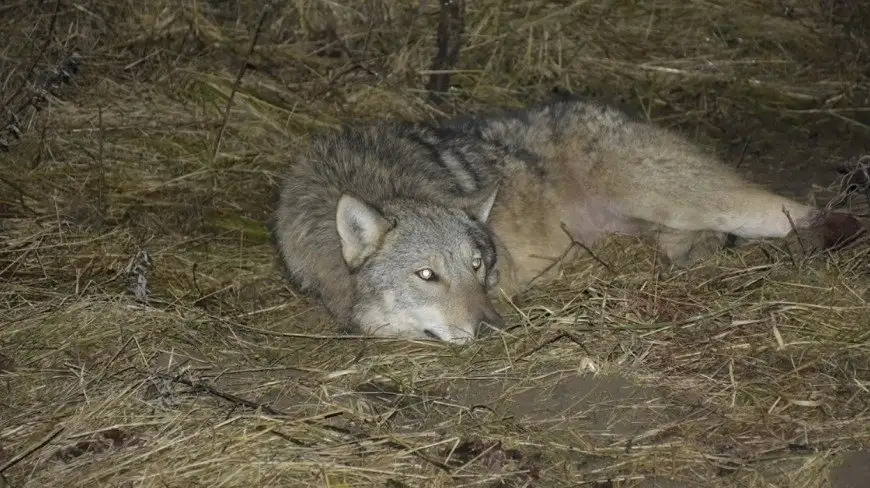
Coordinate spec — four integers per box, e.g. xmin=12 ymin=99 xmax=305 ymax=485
xmin=1 ymin=1 xmax=869 ymax=486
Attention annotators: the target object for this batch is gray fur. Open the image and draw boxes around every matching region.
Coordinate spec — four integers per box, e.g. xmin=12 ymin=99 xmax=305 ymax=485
xmin=272 ymin=99 xmax=866 ymax=343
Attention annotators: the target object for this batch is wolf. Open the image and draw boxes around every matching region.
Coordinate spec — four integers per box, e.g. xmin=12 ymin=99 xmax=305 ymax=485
xmin=270 ymin=98 xmax=866 ymax=343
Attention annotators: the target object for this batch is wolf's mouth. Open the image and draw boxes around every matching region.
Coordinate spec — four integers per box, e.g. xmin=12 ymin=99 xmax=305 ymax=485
xmin=423 ymin=329 xmax=444 ymax=341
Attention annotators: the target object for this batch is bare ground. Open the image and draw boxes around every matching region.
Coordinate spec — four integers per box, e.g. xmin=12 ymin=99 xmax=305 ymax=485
xmin=1 ymin=1 xmax=870 ymax=487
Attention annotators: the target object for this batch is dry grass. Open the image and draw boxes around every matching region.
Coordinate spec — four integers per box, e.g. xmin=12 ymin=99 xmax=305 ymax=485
xmin=2 ymin=1 xmax=870 ymax=487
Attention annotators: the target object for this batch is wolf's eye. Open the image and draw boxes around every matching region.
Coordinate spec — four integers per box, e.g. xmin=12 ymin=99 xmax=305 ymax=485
xmin=416 ymin=268 xmax=436 ymax=281
xmin=471 ymin=257 xmax=482 ymax=270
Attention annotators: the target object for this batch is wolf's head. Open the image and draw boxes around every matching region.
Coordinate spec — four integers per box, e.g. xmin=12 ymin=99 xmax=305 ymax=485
xmin=335 ymin=188 xmax=504 ymax=343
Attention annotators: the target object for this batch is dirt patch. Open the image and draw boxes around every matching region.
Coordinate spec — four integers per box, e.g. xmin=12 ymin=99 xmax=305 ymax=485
xmin=830 ymin=450 xmax=870 ymax=488
xmin=455 ymin=371 xmax=714 ymax=485
xmin=457 ymin=372 xmax=684 ymax=437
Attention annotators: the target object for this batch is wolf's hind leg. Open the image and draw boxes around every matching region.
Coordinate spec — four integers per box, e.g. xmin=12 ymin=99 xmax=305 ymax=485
xmin=612 ymin=163 xmax=864 ymax=253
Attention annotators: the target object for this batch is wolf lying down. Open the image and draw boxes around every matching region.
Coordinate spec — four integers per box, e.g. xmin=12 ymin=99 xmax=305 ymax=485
xmin=271 ymin=98 xmax=866 ymax=343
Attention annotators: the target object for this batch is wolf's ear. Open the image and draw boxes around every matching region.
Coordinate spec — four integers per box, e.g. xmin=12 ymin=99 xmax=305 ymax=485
xmin=336 ymin=194 xmax=392 ymax=269
xmin=466 ymin=184 xmax=500 ymax=223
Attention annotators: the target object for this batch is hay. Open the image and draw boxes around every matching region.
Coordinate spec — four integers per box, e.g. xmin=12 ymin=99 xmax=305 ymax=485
xmin=1 ymin=0 xmax=869 ymax=486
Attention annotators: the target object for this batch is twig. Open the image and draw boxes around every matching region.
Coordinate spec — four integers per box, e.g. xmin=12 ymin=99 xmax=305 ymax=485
xmin=0 ymin=426 xmax=65 ymax=474
xmin=526 ymin=220 xmax=617 ymax=287
xmin=0 ymin=0 xmax=61 ymax=114
xmin=210 ymin=6 xmax=272 ymax=162
xmin=157 ymin=373 xmax=455 ymax=473
xmin=514 ymin=328 xmax=592 ymax=361
xmin=95 ymin=106 xmax=106 ymax=214
xmin=526 ymin=240 xmax=579 ymax=288
xmin=560 ymin=222 xmax=616 ymax=275
xmin=156 ymin=372 xmax=288 ymax=417
xmin=425 ymin=0 xmax=465 ymax=104
xmin=156 ymin=372 xmax=355 ymax=437
xmin=781 ymin=206 xmax=805 ymax=268
xmin=0 ymin=176 xmax=34 ymax=215
xmin=831 ymin=155 xmax=870 ymax=209
xmin=734 ymin=137 xmax=751 ymax=169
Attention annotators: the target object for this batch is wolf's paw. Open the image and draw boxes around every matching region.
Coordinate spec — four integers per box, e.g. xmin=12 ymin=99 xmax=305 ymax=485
xmin=784 ymin=212 xmax=866 ymax=256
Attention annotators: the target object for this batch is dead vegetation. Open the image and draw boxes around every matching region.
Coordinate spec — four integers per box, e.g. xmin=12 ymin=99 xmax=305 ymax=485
xmin=1 ymin=1 xmax=869 ymax=487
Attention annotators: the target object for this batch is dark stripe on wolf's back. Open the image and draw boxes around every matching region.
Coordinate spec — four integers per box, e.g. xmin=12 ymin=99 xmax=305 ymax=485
xmin=437 ymin=143 xmax=483 ymax=193
xmin=439 ymin=110 xmax=546 ymax=178
xmin=395 ymin=125 xmax=481 ymax=196
xmin=416 ymin=124 xmax=485 ymax=191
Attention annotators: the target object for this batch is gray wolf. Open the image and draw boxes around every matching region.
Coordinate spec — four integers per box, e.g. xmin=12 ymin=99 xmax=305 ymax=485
xmin=270 ymin=98 xmax=866 ymax=343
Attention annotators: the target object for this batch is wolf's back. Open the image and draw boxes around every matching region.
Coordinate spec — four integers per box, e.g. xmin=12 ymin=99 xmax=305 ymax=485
xmin=442 ymin=98 xmax=632 ymax=153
